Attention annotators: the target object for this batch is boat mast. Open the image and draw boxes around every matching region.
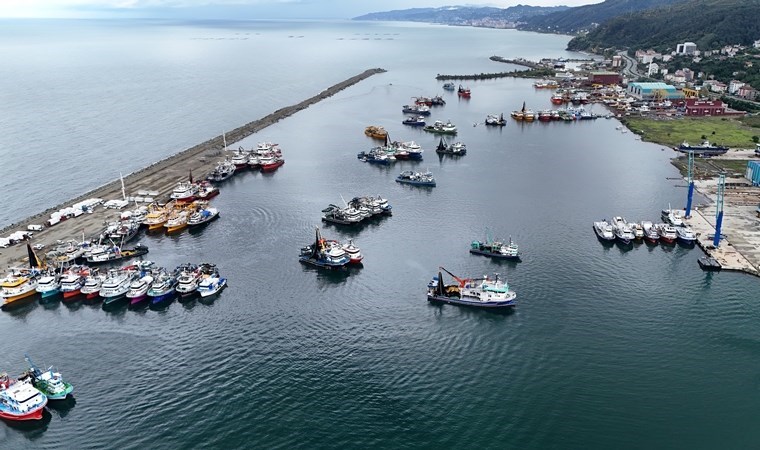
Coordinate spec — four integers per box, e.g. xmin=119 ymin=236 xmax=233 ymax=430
xmin=222 ymin=131 xmax=228 ymax=151
xmin=120 ymin=172 xmax=126 ymax=201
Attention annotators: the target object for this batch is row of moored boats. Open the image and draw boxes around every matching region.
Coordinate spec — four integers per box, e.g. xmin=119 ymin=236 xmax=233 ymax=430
xmin=593 ymin=209 xmax=696 ymax=246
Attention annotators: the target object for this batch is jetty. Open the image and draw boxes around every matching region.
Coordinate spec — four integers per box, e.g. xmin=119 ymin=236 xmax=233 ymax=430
xmin=0 ymin=68 xmax=386 ymax=268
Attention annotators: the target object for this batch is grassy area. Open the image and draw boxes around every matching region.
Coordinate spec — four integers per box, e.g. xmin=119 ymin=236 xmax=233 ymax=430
xmin=739 ymin=115 xmax=760 ymax=129
xmin=622 ymin=117 xmax=759 ymax=148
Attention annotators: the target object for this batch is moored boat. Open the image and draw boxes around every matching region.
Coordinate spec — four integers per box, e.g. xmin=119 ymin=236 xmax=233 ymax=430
xmin=170 ymin=181 xmax=198 ymax=203
xmin=35 ymin=273 xmax=60 ymax=299
xmin=20 ymin=354 xmax=73 ymax=401
xmin=364 ymin=126 xmax=388 ymax=139
xmin=99 ymin=268 xmax=137 ymax=304
xmin=79 ymin=269 xmax=105 ymax=300
xmin=1 ymin=245 xmax=45 ymax=307
xmin=401 ymin=104 xmax=431 ymax=116
xmin=641 ymin=221 xmax=660 ymax=244
xmin=469 ymin=236 xmax=520 ymax=260
xmin=197 ymin=266 xmax=226 ymax=298
xmin=485 ymin=113 xmax=506 ymax=126
xmin=611 ymin=216 xmax=635 ymax=245
xmin=165 ymin=210 xmax=189 ymax=233
xmin=593 ymin=220 xmax=615 ymax=242
xmin=299 ymin=228 xmax=351 ymax=270
xmin=176 ymin=264 xmax=201 ymax=298
xmin=260 ymin=157 xmax=285 ymax=172
xmin=126 ymin=273 xmax=153 ymax=305
xmin=396 ymin=170 xmax=436 ymax=187
xmin=427 ymin=267 xmax=516 ymax=309
xmin=188 ymin=207 xmax=220 ymax=228
xmin=86 ymin=243 xmax=149 ymax=265
xmin=147 ymin=269 xmax=177 ymax=304
xmin=402 ymin=116 xmax=426 ymax=127
xmin=655 ymin=223 xmax=678 ymax=245
xmin=206 ymin=159 xmax=236 ymax=182
xmin=195 ymin=181 xmax=220 ymax=200
xmin=435 ymin=137 xmax=466 ymax=156
xmin=423 ymin=120 xmax=457 ymax=135
xmin=698 ymin=256 xmax=722 ymax=271
xmin=0 ymin=373 xmax=47 ymax=421
xmin=457 ymin=85 xmax=471 ymax=98
xmin=59 ymin=265 xmax=88 ymax=299
xmin=676 ymin=225 xmax=697 ymax=246
xmin=677 ymin=140 xmax=729 ymax=156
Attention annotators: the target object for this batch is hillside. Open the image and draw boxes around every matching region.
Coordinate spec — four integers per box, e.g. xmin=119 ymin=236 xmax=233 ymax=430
xmin=520 ymin=0 xmax=685 ymax=33
xmin=352 ymin=5 xmax=568 ymax=26
xmin=567 ymin=0 xmax=760 ymax=51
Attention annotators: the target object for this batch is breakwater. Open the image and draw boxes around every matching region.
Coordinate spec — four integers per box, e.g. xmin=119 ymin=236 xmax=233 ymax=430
xmin=0 ymin=68 xmax=386 ymax=266
xmin=435 ymin=56 xmax=554 ymax=81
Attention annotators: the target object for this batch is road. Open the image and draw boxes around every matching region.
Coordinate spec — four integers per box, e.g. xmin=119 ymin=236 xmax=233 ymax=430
xmin=617 ymin=51 xmax=643 ymax=80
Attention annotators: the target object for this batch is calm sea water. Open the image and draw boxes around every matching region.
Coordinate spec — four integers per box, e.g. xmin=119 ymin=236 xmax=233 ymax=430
xmin=2 ymin=19 xmax=760 ymax=450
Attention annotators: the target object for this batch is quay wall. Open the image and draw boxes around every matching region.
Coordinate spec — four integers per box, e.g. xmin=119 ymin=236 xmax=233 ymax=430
xmin=0 ymin=68 xmax=386 ymax=238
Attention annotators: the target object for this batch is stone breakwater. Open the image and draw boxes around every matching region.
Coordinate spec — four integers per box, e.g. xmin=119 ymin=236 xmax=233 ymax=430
xmin=0 ymin=68 xmax=386 ymax=266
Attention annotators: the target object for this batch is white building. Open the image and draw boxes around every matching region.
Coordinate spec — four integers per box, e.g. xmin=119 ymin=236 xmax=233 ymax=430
xmin=647 ymin=62 xmax=660 ymax=76
xmin=729 ymin=80 xmax=746 ymax=94
xmin=676 ymin=42 xmax=697 ymax=55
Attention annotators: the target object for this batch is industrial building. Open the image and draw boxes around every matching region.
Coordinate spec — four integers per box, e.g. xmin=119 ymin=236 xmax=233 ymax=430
xmin=627 ymin=82 xmax=683 ymax=100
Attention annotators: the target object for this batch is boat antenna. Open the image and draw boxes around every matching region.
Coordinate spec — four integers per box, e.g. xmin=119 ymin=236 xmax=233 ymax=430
xmin=340 ymin=194 xmax=348 ymax=208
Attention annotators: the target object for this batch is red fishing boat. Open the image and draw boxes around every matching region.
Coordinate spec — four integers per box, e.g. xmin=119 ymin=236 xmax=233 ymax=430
xmin=0 ymin=374 xmax=48 ymax=421
xmin=457 ymin=85 xmax=471 ymax=98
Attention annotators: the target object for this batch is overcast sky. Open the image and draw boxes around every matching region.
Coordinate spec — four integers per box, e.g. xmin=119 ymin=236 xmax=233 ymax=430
xmin=0 ymin=0 xmax=602 ymax=19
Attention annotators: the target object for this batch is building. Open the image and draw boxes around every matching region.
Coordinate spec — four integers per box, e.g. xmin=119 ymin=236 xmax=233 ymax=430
xmin=704 ymin=80 xmax=727 ymax=93
xmin=587 ymin=71 xmax=621 ymax=86
xmin=755 ymin=40 xmax=760 ymax=49
xmin=647 ymin=62 xmax=660 ymax=76
xmin=627 ymin=82 xmax=683 ymax=100
xmin=737 ymin=86 xmax=758 ymax=101
xmin=676 ymin=42 xmax=697 ymax=55
xmin=729 ymin=80 xmax=746 ymax=94
xmin=682 ymin=99 xmax=726 ymax=116
xmin=611 ymin=55 xmax=622 ymax=68
xmin=635 ymin=49 xmax=662 ymax=64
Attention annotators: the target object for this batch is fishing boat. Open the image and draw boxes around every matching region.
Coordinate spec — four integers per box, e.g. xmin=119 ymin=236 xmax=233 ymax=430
xmin=630 ymin=222 xmax=644 ymax=241
xmin=175 ymin=264 xmax=201 ymax=298
xmin=0 ymin=373 xmax=47 ymax=421
xmin=86 ymin=243 xmax=149 ymax=265
xmin=401 ymin=104 xmax=431 ymax=116
xmin=170 ymin=181 xmax=198 ymax=203
xmin=661 ymin=206 xmax=684 ymax=226
xmin=523 ymin=110 xmax=537 ymax=122
xmin=195 ymin=181 xmax=220 ymax=200
xmin=677 ymin=140 xmax=729 ymax=156
xmin=676 ymin=225 xmax=697 ymax=246
xmin=99 ymin=268 xmax=137 ymax=304
xmin=442 ymin=82 xmax=455 ymax=91
xmin=398 ymin=141 xmax=424 ymax=160
xmin=402 ymin=116 xmax=426 ymax=127
xmin=485 ymin=114 xmax=506 ymax=126
xmin=423 ymin=120 xmax=457 ymax=135
xmin=80 ymin=269 xmax=105 ymax=300
xmin=435 ymin=137 xmax=466 ymax=156
xmin=206 ymin=159 xmax=236 ymax=182
xmin=356 ymin=149 xmax=392 ymax=165
xmin=19 ymin=355 xmax=73 ymax=401
xmin=396 ymin=170 xmax=436 ymax=187
xmin=538 ymin=110 xmax=553 ymax=122
xmin=126 ymin=273 xmax=153 ymax=305
xmin=327 ymin=239 xmax=363 ymax=265
xmin=104 ymin=219 xmax=141 ymax=243
xmin=322 ymin=204 xmax=364 ymax=225
xmin=427 ymin=267 xmax=516 ymax=309
xmin=299 ymin=228 xmax=351 ymax=269
xmin=147 ymin=269 xmax=177 ymax=304
xmin=165 ymin=210 xmax=189 ymax=233
xmin=260 ymin=157 xmax=285 ymax=172
xmin=198 ymin=266 xmax=226 ymax=298
xmin=430 ymin=95 xmax=446 ymax=106
xmin=188 ymin=207 xmax=219 ymax=228
xmin=457 ymin=85 xmax=471 ymax=98
xmin=511 ymin=102 xmax=528 ymax=121
xmin=593 ymin=220 xmax=615 ymax=242
xmin=35 ymin=273 xmax=60 ymax=298
xmin=59 ymin=265 xmax=88 ymax=299
xmin=611 ymin=216 xmax=635 ymax=245
xmin=470 ymin=234 xmax=520 ymax=260
xmin=1 ymin=244 xmax=45 ymax=307
xmin=641 ymin=221 xmax=660 ymax=244
xmin=655 ymin=223 xmax=678 ymax=245
xmin=551 ymin=93 xmax=565 ymax=105
xmin=230 ymin=149 xmax=250 ymax=170
xmin=143 ymin=204 xmax=171 ymax=231
xmin=364 ymin=126 xmax=388 ymax=139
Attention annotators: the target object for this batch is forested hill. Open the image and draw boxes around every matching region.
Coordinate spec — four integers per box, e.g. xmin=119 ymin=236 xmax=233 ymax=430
xmin=352 ymin=5 xmax=568 ymax=24
xmin=518 ymin=0 xmax=686 ymax=33
xmin=567 ymin=0 xmax=760 ymax=51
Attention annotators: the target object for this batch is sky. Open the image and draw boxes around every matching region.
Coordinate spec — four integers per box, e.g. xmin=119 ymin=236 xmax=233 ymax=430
xmin=0 ymin=0 xmax=602 ymax=19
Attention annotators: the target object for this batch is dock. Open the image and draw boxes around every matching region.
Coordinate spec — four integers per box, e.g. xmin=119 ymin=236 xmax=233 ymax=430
xmin=0 ymin=68 xmax=386 ymax=268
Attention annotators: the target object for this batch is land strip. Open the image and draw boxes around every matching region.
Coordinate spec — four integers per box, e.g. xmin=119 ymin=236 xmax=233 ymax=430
xmin=0 ymin=68 xmax=386 ymax=267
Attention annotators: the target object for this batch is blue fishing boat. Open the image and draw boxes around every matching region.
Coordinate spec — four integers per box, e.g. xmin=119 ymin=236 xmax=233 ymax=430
xmin=402 ymin=116 xmax=426 ymax=127
xmin=147 ymin=270 xmax=177 ymax=304
xmin=395 ymin=170 xmax=436 ymax=187
xmin=299 ymin=228 xmax=350 ymax=270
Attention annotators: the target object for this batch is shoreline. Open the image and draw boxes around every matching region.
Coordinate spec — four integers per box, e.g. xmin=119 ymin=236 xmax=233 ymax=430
xmin=0 ymin=68 xmax=386 ymax=267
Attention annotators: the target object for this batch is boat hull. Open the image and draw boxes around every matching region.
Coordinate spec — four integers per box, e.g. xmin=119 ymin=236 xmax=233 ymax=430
xmin=469 ymin=249 xmax=520 ymax=260
xmin=38 ymin=289 xmax=60 ymax=298
xmin=427 ymin=294 xmax=515 ymax=309
xmin=101 ymin=293 xmax=127 ymax=305
xmin=395 ymin=179 xmax=436 ymax=187
xmin=2 ymin=289 xmax=38 ymax=306
xmin=61 ymin=289 xmax=81 ymax=299
xmin=299 ymin=257 xmax=348 ymax=270
xmin=261 ymin=161 xmax=284 ymax=172
xmin=188 ymin=214 xmax=219 ymax=228
xmin=149 ymin=291 xmax=176 ymax=304
xmin=0 ymin=406 xmax=46 ymax=421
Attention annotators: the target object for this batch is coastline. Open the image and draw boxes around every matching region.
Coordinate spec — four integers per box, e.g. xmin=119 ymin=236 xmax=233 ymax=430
xmin=0 ymin=68 xmax=386 ymax=267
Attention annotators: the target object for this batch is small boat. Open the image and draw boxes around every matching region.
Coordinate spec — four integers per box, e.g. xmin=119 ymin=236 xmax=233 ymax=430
xmin=593 ymin=220 xmax=615 ymax=242
xmin=99 ymin=268 xmax=137 ymax=304
xmin=469 ymin=235 xmax=520 ymax=260
xmin=59 ymin=266 xmax=88 ymax=299
xmin=402 ymin=116 xmax=426 ymax=127
xmin=35 ymin=273 xmax=60 ymax=298
xmin=677 ymin=140 xmax=729 ymax=156
xmin=538 ymin=110 xmax=553 ymax=122
xmin=414 ymin=96 xmax=432 ymax=106
xmin=299 ymin=228 xmax=351 ymax=269
xmin=523 ymin=110 xmax=537 ymax=122
xmin=435 ymin=137 xmax=466 ymax=156
xmin=395 ymin=170 xmax=436 ymax=187
xmin=176 ymin=264 xmax=201 ymax=298
xmin=442 ymin=82 xmax=455 ymax=91
xmin=611 ymin=216 xmax=635 ymax=245
xmin=698 ymin=256 xmax=722 ymax=271
xmin=19 ymin=354 xmax=73 ymax=401
xmin=365 ymin=126 xmax=388 ymax=139
xmin=485 ymin=114 xmax=506 ymax=126
xmin=198 ymin=266 xmax=226 ymax=298
xmin=147 ymin=270 xmax=177 ymax=304
xmin=655 ymin=223 xmax=677 ymax=244
xmin=399 ymin=141 xmax=424 ymax=160
xmin=630 ymin=222 xmax=644 ymax=241
xmin=423 ymin=120 xmax=457 ymax=135
xmin=230 ymin=149 xmax=250 ymax=170
xmin=188 ymin=207 xmax=220 ymax=228
xmin=126 ymin=273 xmax=153 ymax=305
xmin=79 ymin=269 xmax=105 ymax=300
xmin=86 ymin=243 xmax=149 ymax=265
xmin=143 ymin=204 xmax=171 ymax=231
xmin=661 ymin=206 xmax=684 ymax=226
xmin=195 ymin=181 xmax=220 ymax=200
xmin=676 ymin=225 xmax=696 ymax=245
xmin=337 ymin=239 xmax=363 ymax=265
xmin=206 ymin=159 xmax=236 ymax=182
xmin=551 ymin=93 xmax=565 ymax=105
xmin=641 ymin=221 xmax=660 ymax=244
xmin=0 ymin=373 xmax=47 ymax=421
xmin=260 ymin=157 xmax=285 ymax=172
xmin=401 ymin=105 xmax=431 ymax=116
xmin=457 ymin=85 xmax=471 ymax=98
xmin=427 ymin=267 xmax=516 ymax=309
xmin=430 ymin=95 xmax=446 ymax=106
xmin=164 ymin=210 xmax=189 ymax=233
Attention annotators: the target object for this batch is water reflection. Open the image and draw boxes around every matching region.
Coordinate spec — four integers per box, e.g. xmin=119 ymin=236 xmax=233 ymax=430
xmin=47 ymin=396 xmax=77 ymax=419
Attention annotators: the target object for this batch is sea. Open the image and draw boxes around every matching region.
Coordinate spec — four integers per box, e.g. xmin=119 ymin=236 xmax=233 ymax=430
xmin=1 ymin=19 xmax=760 ymax=450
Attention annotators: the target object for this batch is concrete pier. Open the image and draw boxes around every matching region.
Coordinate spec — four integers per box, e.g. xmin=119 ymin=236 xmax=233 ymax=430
xmin=0 ymin=68 xmax=386 ymax=268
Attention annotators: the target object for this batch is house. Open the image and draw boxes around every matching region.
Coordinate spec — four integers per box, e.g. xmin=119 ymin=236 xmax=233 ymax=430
xmin=676 ymin=42 xmax=697 ymax=55
xmin=635 ymin=49 xmax=662 ymax=64
xmin=647 ymin=62 xmax=660 ymax=76
xmin=611 ymin=55 xmax=622 ymax=68
xmin=704 ymin=80 xmax=727 ymax=93
xmin=729 ymin=80 xmax=746 ymax=94
xmin=673 ymin=70 xmax=686 ymax=84
xmin=755 ymin=40 xmax=760 ymax=49
xmin=662 ymin=55 xmax=673 ymax=62
xmin=737 ymin=86 xmax=758 ymax=101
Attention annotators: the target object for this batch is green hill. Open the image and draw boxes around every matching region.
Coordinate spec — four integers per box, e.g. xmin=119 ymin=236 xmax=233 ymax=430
xmin=567 ymin=0 xmax=760 ymax=51
xmin=519 ymin=0 xmax=685 ymax=33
